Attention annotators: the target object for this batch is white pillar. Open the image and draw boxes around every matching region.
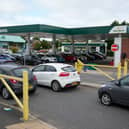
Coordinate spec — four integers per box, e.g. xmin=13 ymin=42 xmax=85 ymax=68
xmin=96 ymin=47 xmax=100 ymax=52
xmin=52 ymin=34 xmax=56 ymax=54
xmin=114 ymin=36 xmax=122 ymax=67
xmin=71 ymin=35 xmax=74 ymax=54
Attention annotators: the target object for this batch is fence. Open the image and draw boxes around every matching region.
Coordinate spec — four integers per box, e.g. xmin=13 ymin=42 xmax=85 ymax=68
xmin=75 ymin=59 xmax=128 ymax=80
xmin=0 ymin=71 xmax=29 ymax=121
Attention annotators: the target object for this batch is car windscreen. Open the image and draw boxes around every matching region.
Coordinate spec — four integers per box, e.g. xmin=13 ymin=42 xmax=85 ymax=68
xmin=12 ymin=67 xmax=31 ymax=77
xmin=61 ymin=66 xmax=76 ymax=72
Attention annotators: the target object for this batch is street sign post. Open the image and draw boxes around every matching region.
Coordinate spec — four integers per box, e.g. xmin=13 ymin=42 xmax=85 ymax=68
xmin=111 ymin=44 xmax=119 ymax=52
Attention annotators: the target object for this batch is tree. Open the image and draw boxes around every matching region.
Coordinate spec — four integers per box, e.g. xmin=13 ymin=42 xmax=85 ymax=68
xmin=40 ymin=40 xmax=51 ymax=49
xmin=121 ymin=21 xmax=127 ymax=25
xmin=111 ymin=20 xmax=120 ymax=26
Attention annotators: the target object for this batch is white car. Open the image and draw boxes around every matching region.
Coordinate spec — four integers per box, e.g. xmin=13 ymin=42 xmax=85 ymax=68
xmin=32 ymin=63 xmax=80 ymax=91
xmin=41 ymin=55 xmax=57 ymax=63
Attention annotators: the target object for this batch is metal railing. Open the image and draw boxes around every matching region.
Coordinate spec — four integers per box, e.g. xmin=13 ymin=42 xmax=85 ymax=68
xmin=0 ymin=71 xmax=29 ymax=121
xmin=75 ymin=59 xmax=128 ymax=80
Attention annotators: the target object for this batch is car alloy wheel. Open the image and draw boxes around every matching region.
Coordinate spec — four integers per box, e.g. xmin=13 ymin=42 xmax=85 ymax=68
xmin=2 ymin=88 xmax=10 ymax=99
xmin=51 ymin=81 xmax=61 ymax=92
xmin=101 ymin=93 xmax=112 ymax=106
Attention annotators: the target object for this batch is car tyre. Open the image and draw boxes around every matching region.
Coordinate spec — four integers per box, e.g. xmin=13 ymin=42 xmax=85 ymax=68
xmin=100 ymin=93 xmax=112 ymax=106
xmin=51 ymin=81 xmax=61 ymax=92
xmin=2 ymin=87 xmax=10 ymax=99
xmin=30 ymin=86 xmax=37 ymax=94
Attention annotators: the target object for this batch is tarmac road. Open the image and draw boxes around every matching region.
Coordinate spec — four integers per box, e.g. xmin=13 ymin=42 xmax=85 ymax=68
xmin=29 ymin=86 xmax=129 ymax=129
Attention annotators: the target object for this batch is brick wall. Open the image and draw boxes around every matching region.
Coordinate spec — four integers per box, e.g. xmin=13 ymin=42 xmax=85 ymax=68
xmin=122 ymin=38 xmax=129 ymax=59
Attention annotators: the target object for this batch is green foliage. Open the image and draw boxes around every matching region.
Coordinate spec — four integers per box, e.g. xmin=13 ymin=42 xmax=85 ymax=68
xmin=55 ymin=40 xmax=62 ymax=48
xmin=41 ymin=40 xmax=52 ymax=49
xmin=111 ymin=20 xmax=129 ymax=26
xmin=33 ymin=42 xmax=41 ymax=50
xmin=10 ymin=46 xmax=19 ymax=53
xmin=111 ymin=20 xmax=120 ymax=26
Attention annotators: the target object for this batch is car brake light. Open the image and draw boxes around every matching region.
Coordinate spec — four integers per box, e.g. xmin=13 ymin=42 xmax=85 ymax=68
xmin=9 ymin=79 xmax=18 ymax=84
xmin=59 ymin=72 xmax=70 ymax=77
xmin=33 ymin=75 xmax=37 ymax=80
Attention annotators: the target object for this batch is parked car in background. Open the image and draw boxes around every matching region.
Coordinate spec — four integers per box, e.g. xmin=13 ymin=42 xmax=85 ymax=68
xmin=98 ymin=74 xmax=129 ymax=106
xmin=56 ymin=55 xmax=65 ymax=63
xmin=11 ymin=53 xmax=23 ymax=62
xmin=89 ymin=52 xmax=104 ymax=60
xmin=19 ymin=55 xmax=42 ymax=65
xmin=0 ymin=54 xmax=16 ymax=61
xmin=93 ymin=51 xmax=106 ymax=59
xmin=62 ymin=54 xmax=77 ymax=63
xmin=32 ymin=63 xmax=80 ymax=91
xmin=0 ymin=64 xmax=37 ymax=99
xmin=0 ymin=56 xmax=14 ymax=64
xmin=41 ymin=55 xmax=57 ymax=63
xmin=83 ymin=53 xmax=95 ymax=61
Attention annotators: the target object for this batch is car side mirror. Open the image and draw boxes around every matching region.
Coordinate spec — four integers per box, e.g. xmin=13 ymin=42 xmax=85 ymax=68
xmin=115 ymin=80 xmax=120 ymax=86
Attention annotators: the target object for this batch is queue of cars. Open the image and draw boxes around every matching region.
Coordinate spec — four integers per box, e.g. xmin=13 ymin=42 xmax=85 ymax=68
xmin=0 ymin=52 xmax=129 ymax=108
xmin=0 ymin=56 xmax=80 ymax=99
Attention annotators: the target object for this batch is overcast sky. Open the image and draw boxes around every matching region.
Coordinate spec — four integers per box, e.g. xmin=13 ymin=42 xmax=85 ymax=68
xmin=0 ymin=0 xmax=128 ymax=27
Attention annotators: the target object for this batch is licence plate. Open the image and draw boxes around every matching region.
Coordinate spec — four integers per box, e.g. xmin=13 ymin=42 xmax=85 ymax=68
xmin=72 ymin=82 xmax=77 ymax=85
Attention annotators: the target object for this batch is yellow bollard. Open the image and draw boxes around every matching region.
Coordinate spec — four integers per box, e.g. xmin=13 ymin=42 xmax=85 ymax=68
xmin=77 ymin=59 xmax=84 ymax=72
xmin=75 ymin=62 xmax=77 ymax=70
xmin=23 ymin=71 xmax=29 ymax=121
xmin=124 ymin=60 xmax=128 ymax=76
xmin=117 ymin=63 xmax=121 ymax=79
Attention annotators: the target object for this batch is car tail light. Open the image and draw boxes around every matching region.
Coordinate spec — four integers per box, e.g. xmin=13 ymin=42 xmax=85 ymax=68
xmin=9 ymin=79 xmax=18 ymax=84
xmin=33 ymin=75 xmax=37 ymax=81
xmin=59 ymin=72 xmax=70 ymax=77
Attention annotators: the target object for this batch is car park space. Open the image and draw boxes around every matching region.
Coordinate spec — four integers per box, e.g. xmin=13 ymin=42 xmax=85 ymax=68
xmin=28 ymin=86 xmax=129 ymax=129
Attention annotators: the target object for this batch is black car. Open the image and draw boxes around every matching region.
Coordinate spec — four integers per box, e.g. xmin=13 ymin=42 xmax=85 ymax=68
xmin=89 ymin=52 xmax=104 ymax=60
xmin=19 ymin=55 xmax=42 ymax=65
xmin=98 ymin=75 xmax=129 ymax=106
xmin=0 ymin=64 xmax=37 ymax=99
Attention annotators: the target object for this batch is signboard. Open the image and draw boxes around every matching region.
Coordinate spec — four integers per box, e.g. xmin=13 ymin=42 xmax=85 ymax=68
xmin=111 ymin=44 xmax=119 ymax=52
xmin=0 ymin=29 xmax=8 ymax=33
xmin=109 ymin=25 xmax=127 ymax=34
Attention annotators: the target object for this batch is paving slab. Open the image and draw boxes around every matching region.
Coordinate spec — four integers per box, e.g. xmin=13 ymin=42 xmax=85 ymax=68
xmin=6 ymin=120 xmax=57 ymax=129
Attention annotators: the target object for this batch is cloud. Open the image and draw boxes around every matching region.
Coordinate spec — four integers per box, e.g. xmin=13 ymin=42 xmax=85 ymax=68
xmin=33 ymin=0 xmax=129 ymax=27
xmin=0 ymin=0 xmax=129 ymax=27
xmin=0 ymin=0 xmax=26 ymax=14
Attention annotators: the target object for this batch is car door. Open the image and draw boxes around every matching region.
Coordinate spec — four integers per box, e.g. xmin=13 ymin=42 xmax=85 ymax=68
xmin=43 ymin=65 xmax=57 ymax=86
xmin=118 ymin=75 xmax=129 ymax=105
xmin=111 ymin=75 xmax=129 ymax=105
xmin=32 ymin=65 xmax=46 ymax=85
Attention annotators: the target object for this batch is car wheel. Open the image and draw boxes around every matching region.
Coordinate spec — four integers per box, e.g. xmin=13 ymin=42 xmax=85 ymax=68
xmin=30 ymin=86 xmax=37 ymax=94
xmin=100 ymin=93 xmax=112 ymax=106
xmin=2 ymin=87 xmax=10 ymax=99
xmin=51 ymin=81 xmax=61 ymax=92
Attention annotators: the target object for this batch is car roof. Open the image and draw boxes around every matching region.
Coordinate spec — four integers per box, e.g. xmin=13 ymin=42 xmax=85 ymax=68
xmin=39 ymin=63 xmax=72 ymax=68
xmin=0 ymin=64 xmax=28 ymax=71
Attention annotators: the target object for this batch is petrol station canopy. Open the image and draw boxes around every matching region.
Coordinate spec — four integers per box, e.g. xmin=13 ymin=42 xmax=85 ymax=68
xmin=0 ymin=24 xmax=129 ymax=40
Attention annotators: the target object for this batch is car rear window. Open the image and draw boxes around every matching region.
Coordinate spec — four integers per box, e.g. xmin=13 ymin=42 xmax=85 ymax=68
xmin=12 ymin=67 xmax=31 ymax=77
xmin=61 ymin=66 xmax=76 ymax=72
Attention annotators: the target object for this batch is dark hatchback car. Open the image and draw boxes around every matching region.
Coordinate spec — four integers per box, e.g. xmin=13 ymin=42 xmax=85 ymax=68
xmin=0 ymin=64 xmax=37 ymax=99
xmin=98 ymin=75 xmax=129 ymax=106
xmin=19 ymin=55 xmax=42 ymax=65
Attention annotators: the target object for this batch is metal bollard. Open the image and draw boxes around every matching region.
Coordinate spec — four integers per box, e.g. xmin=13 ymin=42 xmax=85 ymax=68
xmin=23 ymin=71 xmax=29 ymax=121
xmin=117 ymin=63 xmax=121 ymax=79
xmin=124 ymin=60 xmax=128 ymax=76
